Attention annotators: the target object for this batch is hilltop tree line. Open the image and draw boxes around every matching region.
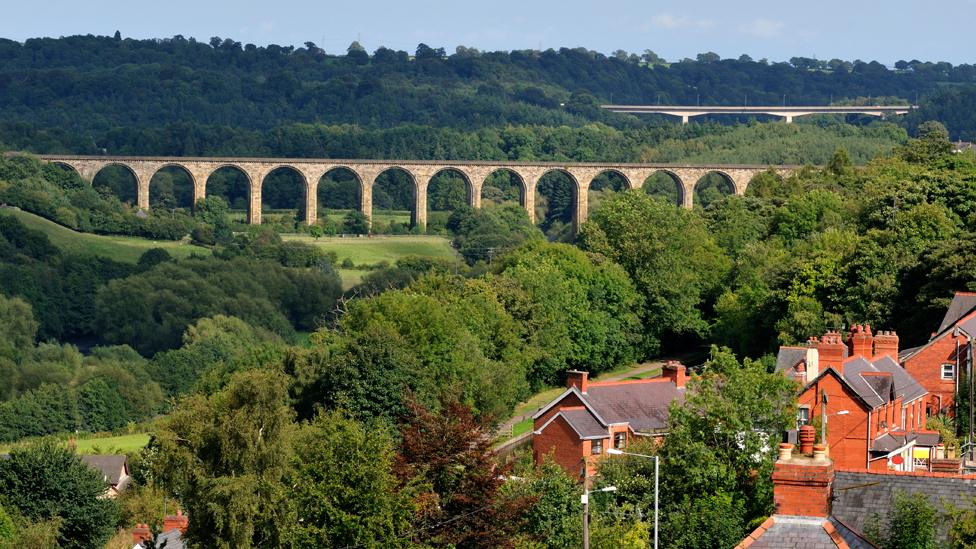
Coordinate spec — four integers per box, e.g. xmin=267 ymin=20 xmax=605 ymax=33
xmin=0 ymin=34 xmax=976 ymax=138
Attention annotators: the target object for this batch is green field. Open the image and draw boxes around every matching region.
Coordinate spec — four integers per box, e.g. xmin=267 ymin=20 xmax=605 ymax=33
xmin=0 ymin=432 xmax=151 ymax=455
xmin=282 ymin=234 xmax=458 ymax=288
xmin=74 ymin=433 xmax=151 ymax=454
xmin=0 ymin=208 xmax=210 ymax=263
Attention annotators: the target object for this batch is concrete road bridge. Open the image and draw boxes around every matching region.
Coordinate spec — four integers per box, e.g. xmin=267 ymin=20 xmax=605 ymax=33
xmin=33 ymin=155 xmax=797 ymax=229
xmin=602 ymin=104 xmax=916 ymax=124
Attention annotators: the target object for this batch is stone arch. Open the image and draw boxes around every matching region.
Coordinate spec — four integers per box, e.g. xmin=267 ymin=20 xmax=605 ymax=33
xmin=316 ymin=166 xmax=364 ymax=232
xmin=204 ymin=164 xmax=252 ymax=224
xmin=149 ymin=163 xmax=196 ymax=210
xmin=371 ymin=166 xmax=418 ymax=232
xmin=694 ymin=170 xmax=737 ymax=208
xmin=50 ymin=161 xmax=81 ymax=178
xmin=535 ymin=168 xmax=579 ymax=241
xmin=588 ymin=169 xmax=630 ymax=217
xmin=481 ymin=168 xmax=527 ymax=209
xmin=261 ymin=165 xmax=308 ymax=227
xmin=427 ymin=167 xmax=472 ymax=233
xmin=92 ymin=162 xmax=140 ymax=206
xmin=642 ymin=170 xmax=685 ymax=206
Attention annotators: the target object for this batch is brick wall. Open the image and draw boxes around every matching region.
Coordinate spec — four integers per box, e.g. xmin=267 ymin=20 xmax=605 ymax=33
xmin=798 ymin=374 xmax=871 ymax=470
xmin=533 ymin=392 xmax=585 ymax=431
xmin=904 ymin=333 xmax=963 ymax=415
xmin=533 ymin=414 xmax=584 ymax=477
xmin=772 ymin=460 xmax=834 ymax=517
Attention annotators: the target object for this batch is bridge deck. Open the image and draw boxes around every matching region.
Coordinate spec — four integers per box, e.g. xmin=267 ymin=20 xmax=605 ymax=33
xmin=34 ymin=154 xmax=799 ymax=170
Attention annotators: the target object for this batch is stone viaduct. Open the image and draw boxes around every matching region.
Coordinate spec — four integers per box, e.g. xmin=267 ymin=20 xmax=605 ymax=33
xmin=34 ymin=155 xmax=797 ymax=229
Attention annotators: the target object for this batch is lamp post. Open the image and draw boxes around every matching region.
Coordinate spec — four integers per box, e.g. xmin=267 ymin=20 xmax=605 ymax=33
xmin=606 ymin=448 xmax=659 ymax=549
xmin=582 ymin=484 xmax=616 ymax=549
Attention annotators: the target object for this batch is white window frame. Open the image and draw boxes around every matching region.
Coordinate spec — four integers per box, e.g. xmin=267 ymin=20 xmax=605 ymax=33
xmin=942 ymin=363 xmax=955 ymax=380
xmin=591 ymin=439 xmax=603 ymax=455
xmin=614 ymin=432 xmax=627 ymax=449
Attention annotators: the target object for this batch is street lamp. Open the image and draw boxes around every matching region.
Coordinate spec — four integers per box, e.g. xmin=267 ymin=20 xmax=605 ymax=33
xmin=582 ymin=484 xmax=617 ymax=549
xmin=606 ymin=448 xmax=659 ymax=549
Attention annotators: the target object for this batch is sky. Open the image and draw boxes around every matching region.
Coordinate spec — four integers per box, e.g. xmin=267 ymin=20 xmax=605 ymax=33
xmin=2 ymin=0 xmax=974 ymax=65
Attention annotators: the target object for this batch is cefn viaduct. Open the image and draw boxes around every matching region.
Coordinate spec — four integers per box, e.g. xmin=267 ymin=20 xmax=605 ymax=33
xmin=34 ymin=155 xmax=797 ymax=229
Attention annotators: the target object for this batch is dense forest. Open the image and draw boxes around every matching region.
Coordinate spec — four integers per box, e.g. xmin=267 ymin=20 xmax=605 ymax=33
xmin=1 ymin=33 xmax=976 ymax=144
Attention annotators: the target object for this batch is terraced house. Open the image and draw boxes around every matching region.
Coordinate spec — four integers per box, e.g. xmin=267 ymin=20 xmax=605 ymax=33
xmin=777 ymin=325 xmax=940 ymax=472
xmin=901 ymin=291 xmax=976 ymax=416
xmin=531 ymin=363 xmax=686 ymax=478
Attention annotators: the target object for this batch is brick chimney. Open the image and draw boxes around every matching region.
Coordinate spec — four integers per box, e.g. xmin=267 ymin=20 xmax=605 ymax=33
xmin=816 ymin=332 xmax=847 ymax=373
xmin=847 ymin=324 xmax=873 ymax=359
xmin=771 ymin=449 xmax=835 ymax=518
xmin=873 ymin=330 xmax=899 ymax=360
xmin=132 ymin=524 xmax=151 ymax=544
xmin=662 ymin=361 xmax=687 ymax=389
xmin=162 ymin=510 xmax=188 ymax=533
xmin=566 ymin=370 xmax=589 ymax=393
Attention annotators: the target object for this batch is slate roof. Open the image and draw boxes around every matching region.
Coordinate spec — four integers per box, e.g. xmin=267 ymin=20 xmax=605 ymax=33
xmin=833 ymin=470 xmax=976 ymax=545
xmin=938 ymin=292 xmax=976 ymax=333
xmin=775 ymin=346 xmax=807 ymax=374
xmin=584 ymin=382 xmax=684 ymax=433
xmin=80 ymin=455 xmax=128 ymax=486
xmin=871 ymin=433 xmax=908 ymax=453
xmin=533 ymin=378 xmax=685 ymax=440
xmin=959 ymin=313 xmax=976 ymax=338
xmin=840 ymin=356 xmax=926 ymax=408
xmin=740 ymin=515 xmax=874 ymax=548
xmin=559 ymin=409 xmax=607 ymax=439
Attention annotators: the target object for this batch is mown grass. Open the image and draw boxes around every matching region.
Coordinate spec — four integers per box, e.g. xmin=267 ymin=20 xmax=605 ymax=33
xmin=73 ymin=433 xmax=151 ymax=454
xmin=0 ymin=208 xmax=209 ymax=263
xmin=0 ymin=432 xmax=152 ymax=455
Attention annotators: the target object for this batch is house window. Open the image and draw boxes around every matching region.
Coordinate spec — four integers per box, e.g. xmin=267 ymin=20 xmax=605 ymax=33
xmin=942 ymin=363 xmax=955 ymax=380
xmin=591 ymin=439 xmax=603 ymax=455
xmin=614 ymin=432 xmax=627 ymax=449
xmin=797 ymin=407 xmax=811 ymax=429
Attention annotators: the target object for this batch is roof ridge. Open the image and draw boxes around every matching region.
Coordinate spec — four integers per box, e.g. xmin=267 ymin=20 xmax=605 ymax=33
xmin=589 ymin=378 xmax=671 ymax=388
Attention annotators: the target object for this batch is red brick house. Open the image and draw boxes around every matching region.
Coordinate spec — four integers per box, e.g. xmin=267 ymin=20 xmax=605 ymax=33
xmin=901 ymin=291 xmax=976 ymax=416
xmin=531 ymin=363 xmax=686 ymax=479
xmin=777 ymin=325 xmax=939 ymax=472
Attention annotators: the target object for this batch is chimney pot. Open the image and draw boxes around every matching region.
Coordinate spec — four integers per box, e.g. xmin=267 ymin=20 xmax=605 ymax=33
xmin=778 ymin=443 xmax=794 ymax=461
xmin=799 ymin=425 xmax=816 ymax=455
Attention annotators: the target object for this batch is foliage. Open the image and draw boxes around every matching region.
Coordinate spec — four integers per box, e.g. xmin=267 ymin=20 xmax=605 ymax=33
xmin=94 ymin=256 xmax=341 ymax=355
xmin=579 ymin=191 xmax=729 ymax=353
xmin=395 ymin=398 xmax=531 ymax=548
xmin=500 ymin=458 xmax=581 ymax=548
xmin=149 ymin=369 xmax=296 ymax=548
xmin=451 ymin=204 xmax=543 ymax=265
xmin=493 ymin=240 xmax=643 ymax=388
xmin=286 ymin=410 xmax=414 ymax=547
xmin=864 ymin=491 xmax=937 ymax=549
xmin=0 ymin=440 xmax=118 ymax=549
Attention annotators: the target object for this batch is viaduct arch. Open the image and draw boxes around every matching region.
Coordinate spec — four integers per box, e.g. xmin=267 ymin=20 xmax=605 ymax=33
xmin=34 ymin=155 xmax=797 ymax=231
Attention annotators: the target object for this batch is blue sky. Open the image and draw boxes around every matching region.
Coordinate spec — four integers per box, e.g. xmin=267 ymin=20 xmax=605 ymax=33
xmin=4 ymin=0 xmax=974 ymax=64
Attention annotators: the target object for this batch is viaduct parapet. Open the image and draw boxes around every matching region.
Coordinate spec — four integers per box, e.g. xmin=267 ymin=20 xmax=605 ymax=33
xmin=31 ymin=155 xmax=797 ymax=230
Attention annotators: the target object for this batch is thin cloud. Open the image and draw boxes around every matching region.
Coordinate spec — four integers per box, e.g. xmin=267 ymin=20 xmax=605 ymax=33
xmin=738 ymin=18 xmax=785 ymax=38
xmin=645 ymin=13 xmax=715 ymax=31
